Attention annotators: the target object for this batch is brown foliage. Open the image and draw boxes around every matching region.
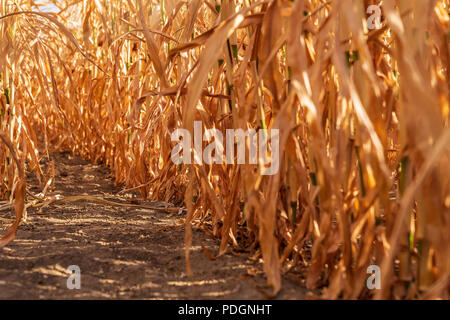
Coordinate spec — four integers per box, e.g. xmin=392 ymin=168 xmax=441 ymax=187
xmin=0 ymin=0 xmax=449 ymax=299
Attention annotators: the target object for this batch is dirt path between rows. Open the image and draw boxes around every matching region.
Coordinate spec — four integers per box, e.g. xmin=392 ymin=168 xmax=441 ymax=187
xmin=0 ymin=152 xmax=307 ymax=299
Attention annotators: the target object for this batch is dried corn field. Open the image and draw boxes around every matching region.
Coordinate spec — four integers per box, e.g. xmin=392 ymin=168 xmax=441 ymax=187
xmin=0 ymin=0 xmax=449 ymax=299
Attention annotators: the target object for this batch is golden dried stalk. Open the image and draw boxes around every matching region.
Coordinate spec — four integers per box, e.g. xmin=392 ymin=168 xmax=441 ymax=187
xmin=0 ymin=0 xmax=448 ymax=299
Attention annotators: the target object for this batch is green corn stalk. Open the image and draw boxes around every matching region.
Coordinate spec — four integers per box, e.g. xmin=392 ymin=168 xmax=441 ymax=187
xmin=4 ymin=88 xmax=10 ymax=105
xmin=398 ymin=156 xmax=412 ymax=284
xmin=355 ymin=146 xmax=366 ymax=197
xmin=161 ymin=0 xmax=166 ymax=25
xmin=416 ymin=191 xmax=434 ymax=292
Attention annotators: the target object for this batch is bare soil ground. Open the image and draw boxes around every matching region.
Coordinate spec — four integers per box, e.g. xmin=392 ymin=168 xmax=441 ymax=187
xmin=0 ymin=152 xmax=307 ymax=299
